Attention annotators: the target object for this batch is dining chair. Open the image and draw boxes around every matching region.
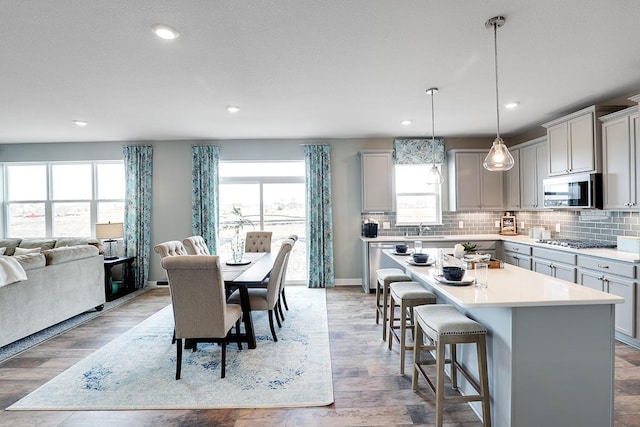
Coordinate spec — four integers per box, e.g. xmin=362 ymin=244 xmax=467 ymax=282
xmin=153 ymin=240 xmax=189 ymax=258
xmin=245 ymin=231 xmax=273 ymax=253
xmin=183 ymin=235 xmax=210 ymax=255
xmin=279 ymin=234 xmax=298 ymax=312
xmin=161 ymin=255 xmax=243 ymax=379
xmin=227 ymin=239 xmax=293 ymax=342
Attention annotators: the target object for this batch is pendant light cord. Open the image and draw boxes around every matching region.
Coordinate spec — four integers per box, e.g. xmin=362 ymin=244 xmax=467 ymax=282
xmin=431 ymin=91 xmax=435 ymax=144
xmin=493 ymin=21 xmax=501 ymax=140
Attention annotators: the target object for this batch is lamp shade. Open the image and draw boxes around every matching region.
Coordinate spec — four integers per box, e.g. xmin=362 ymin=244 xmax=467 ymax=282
xmin=95 ymin=222 xmax=124 ymax=239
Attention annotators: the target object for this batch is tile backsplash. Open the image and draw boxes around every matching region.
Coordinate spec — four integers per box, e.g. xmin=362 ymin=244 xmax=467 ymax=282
xmin=362 ymin=209 xmax=640 ymax=243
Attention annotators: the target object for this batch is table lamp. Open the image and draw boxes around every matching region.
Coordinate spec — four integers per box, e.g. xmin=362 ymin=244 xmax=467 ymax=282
xmin=96 ymin=222 xmax=124 ymax=260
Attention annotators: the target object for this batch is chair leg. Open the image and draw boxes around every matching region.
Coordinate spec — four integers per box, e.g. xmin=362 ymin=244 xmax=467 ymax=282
xmin=274 ymin=304 xmax=282 ymax=328
xmin=281 ymin=288 xmax=289 ymax=310
xmin=277 ymin=299 xmax=285 ymax=322
xmin=268 ymin=310 xmax=278 ymax=342
xmin=176 ymin=338 xmax=182 ymax=380
xmin=435 ymin=339 xmax=446 ymax=427
xmin=221 ymin=341 xmax=227 ymax=379
xmin=235 ymin=319 xmax=243 ymax=350
xmin=172 ymin=328 xmax=176 ymax=344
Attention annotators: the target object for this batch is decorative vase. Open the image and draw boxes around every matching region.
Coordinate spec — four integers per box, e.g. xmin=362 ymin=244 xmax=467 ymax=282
xmin=231 ymin=230 xmax=245 ymax=262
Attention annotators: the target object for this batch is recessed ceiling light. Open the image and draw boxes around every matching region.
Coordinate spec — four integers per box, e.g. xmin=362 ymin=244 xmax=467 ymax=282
xmin=401 ymin=120 xmax=412 ymax=126
xmin=73 ymin=120 xmax=88 ymax=127
xmin=505 ymin=102 xmax=520 ymax=109
xmin=226 ymin=105 xmax=240 ymax=113
xmin=151 ymin=24 xmax=180 ymax=40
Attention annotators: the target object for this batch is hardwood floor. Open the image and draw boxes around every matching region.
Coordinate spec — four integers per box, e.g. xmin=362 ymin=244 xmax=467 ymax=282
xmin=1 ymin=286 xmax=640 ymax=426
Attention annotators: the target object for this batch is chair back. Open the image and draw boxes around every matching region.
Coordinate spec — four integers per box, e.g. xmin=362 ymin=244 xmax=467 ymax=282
xmin=183 ymin=235 xmax=210 ymax=255
xmin=265 ymin=240 xmax=293 ymax=306
xmin=279 ymin=237 xmax=297 ymax=288
xmin=161 ymin=255 xmax=236 ymax=339
xmin=245 ymin=231 xmax=273 ymax=253
xmin=288 ymin=234 xmax=299 ymax=242
xmin=154 ymin=240 xmax=188 ymax=258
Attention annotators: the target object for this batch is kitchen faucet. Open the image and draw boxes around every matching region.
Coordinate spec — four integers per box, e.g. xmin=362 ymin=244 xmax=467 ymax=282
xmin=419 ymin=223 xmax=431 ymax=236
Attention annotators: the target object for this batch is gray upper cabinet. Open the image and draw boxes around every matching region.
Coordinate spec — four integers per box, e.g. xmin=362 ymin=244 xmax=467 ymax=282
xmin=448 ymin=150 xmax=503 ymax=211
xmin=601 ymin=106 xmax=639 ymax=209
xmin=543 ymin=105 xmax=624 ymax=176
xmin=503 ymin=148 xmax=520 ymax=210
xmin=519 ymin=137 xmax=548 ymax=210
xmin=360 ymin=150 xmax=395 ymax=212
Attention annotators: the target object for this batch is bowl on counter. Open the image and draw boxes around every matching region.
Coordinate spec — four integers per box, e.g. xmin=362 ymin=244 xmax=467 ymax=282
xmin=442 ymin=266 xmax=465 ymax=281
xmin=395 ymin=244 xmax=408 ymax=254
xmin=412 ymin=253 xmax=429 ymax=264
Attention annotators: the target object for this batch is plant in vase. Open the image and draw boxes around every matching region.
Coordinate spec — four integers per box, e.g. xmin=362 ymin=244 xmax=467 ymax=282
xmin=224 ymin=206 xmax=255 ymax=262
xmin=461 ymin=242 xmax=477 ymax=254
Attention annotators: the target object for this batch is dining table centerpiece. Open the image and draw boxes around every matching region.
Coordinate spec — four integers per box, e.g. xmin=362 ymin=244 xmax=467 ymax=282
xmin=225 ymin=206 xmax=255 ymax=262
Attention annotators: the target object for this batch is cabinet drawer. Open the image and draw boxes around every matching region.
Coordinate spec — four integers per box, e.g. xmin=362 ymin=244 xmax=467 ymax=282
xmin=503 ymin=242 xmax=531 ymax=255
xmin=532 ymin=247 xmax=576 ymax=265
xmin=577 ymin=255 xmax=636 ymax=279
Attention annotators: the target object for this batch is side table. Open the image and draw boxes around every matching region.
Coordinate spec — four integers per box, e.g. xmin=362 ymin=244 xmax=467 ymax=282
xmin=104 ymin=256 xmax=136 ymax=302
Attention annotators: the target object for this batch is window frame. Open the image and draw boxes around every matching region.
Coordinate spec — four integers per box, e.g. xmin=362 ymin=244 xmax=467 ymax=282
xmin=394 ymin=163 xmax=443 ymax=226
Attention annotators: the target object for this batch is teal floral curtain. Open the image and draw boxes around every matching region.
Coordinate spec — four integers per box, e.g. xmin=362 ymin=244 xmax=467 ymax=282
xmin=393 ymin=138 xmax=445 ymax=164
xmin=122 ymin=145 xmax=153 ymax=289
xmin=191 ymin=145 xmax=219 ymax=254
xmin=304 ymin=145 xmax=335 ymax=288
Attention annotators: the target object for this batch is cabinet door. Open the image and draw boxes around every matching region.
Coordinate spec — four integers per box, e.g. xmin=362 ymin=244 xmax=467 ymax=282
xmin=548 ymin=122 xmax=569 ymax=175
xmin=577 ymin=269 xmax=604 ymax=291
xmin=568 ymin=112 xmax=595 ymax=173
xmin=504 ymin=148 xmax=520 ymax=210
xmin=454 ymin=152 xmax=482 ymax=210
xmin=607 ymin=277 xmax=636 ymax=337
xmin=520 ymin=144 xmax=536 ymax=209
xmin=533 ymin=259 xmax=554 ymax=277
xmin=480 ymin=164 xmax=504 ymax=209
xmin=361 ymin=151 xmax=394 ymax=212
xmin=536 ymin=141 xmax=549 ymax=208
xmin=633 ymin=114 xmax=640 ymax=207
xmin=603 ymin=115 xmax=633 ymax=209
xmin=554 ymin=263 xmax=576 ymax=283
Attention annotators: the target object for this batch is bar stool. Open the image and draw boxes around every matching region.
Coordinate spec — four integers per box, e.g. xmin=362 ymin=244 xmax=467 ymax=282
xmin=412 ymin=304 xmax=491 ymax=427
xmin=388 ymin=281 xmax=437 ymax=375
xmin=375 ymin=268 xmax=412 ymax=342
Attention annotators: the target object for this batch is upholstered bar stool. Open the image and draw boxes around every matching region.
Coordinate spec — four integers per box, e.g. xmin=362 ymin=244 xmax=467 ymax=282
xmin=412 ymin=304 xmax=491 ymax=427
xmin=375 ymin=268 xmax=412 ymax=342
xmin=388 ymin=281 xmax=437 ymax=375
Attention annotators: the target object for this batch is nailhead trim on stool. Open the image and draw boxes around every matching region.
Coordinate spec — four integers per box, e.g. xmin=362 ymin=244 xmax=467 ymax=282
xmin=375 ymin=268 xmax=412 ymax=342
xmin=388 ymin=281 xmax=437 ymax=375
xmin=412 ymin=304 xmax=491 ymax=427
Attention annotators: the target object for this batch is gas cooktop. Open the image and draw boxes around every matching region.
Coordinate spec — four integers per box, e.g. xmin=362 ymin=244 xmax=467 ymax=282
xmin=537 ymin=239 xmax=617 ymax=249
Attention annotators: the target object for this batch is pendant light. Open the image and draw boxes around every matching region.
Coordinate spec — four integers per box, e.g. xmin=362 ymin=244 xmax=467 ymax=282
xmin=483 ymin=15 xmax=515 ymax=172
xmin=426 ymin=87 xmax=444 ymax=185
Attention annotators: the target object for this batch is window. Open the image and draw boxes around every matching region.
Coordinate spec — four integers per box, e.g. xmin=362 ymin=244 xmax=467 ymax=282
xmin=395 ymin=164 xmax=442 ymax=225
xmin=219 ymin=161 xmax=306 ymax=282
xmin=3 ymin=162 xmax=125 ymax=237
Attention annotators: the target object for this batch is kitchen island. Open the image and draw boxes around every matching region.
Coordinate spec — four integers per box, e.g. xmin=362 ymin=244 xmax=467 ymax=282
xmin=384 ymin=249 xmax=623 ymax=427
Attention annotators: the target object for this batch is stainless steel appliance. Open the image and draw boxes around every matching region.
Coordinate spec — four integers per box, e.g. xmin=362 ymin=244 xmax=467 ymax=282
xmin=542 ymin=173 xmax=602 ymax=209
xmin=537 ymin=238 xmax=616 ymax=249
xmin=365 ymin=242 xmax=401 ymax=293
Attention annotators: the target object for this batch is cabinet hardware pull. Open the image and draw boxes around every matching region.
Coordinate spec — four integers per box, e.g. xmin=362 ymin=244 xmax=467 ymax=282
xmin=597 ymin=264 xmax=609 ymax=269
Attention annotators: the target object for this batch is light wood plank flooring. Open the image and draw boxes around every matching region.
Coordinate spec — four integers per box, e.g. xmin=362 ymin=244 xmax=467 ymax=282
xmin=1 ymin=286 xmax=640 ymax=426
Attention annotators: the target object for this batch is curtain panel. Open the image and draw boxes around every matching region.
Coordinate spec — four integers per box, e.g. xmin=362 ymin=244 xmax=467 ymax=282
xmin=393 ymin=138 xmax=445 ymax=164
xmin=122 ymin=145 xmax=153 ymax=289
xmin=304 ymin=145 xmax=335 ymax=288
xmin=191 ymin=145 xmax=219 ymax=254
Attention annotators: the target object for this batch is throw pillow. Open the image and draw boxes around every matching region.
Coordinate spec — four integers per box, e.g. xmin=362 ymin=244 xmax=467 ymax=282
xmin=0 ymin=247 xmax=6 ymax=255
xmin=14 ymin=247 xmax=41 ymax=255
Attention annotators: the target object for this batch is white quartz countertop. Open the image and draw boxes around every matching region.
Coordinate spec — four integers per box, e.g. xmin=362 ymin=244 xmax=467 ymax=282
xmin=384 ymin=249 xmax=624 ymax=308
xmin=361 ymin=233 xmax=640 ymax=263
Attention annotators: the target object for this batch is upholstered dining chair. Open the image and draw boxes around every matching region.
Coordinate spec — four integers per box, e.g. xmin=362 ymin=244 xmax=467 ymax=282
xmin=153 ymin=240 xmax=189 ymax=258
xmin=245 ymin=231 xmax=273 ymax=253
xmin=279 ymin=234 xmax=298 ymax=312
xmin=161 ymin=255 xmax=243 ymax=379
xmin=227 ymin=239 xmax=293 ymax=342
xmin=183 ymin=235 xmax=210 ymax=255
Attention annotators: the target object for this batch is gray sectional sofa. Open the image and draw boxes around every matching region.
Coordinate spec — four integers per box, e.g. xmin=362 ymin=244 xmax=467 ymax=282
xmin=0 ymin=238 xmax=106 ymax=348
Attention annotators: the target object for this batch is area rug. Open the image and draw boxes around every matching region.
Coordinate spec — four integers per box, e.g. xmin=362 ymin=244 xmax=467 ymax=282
xmin=8 ymin=286 xmax=333 ymax=410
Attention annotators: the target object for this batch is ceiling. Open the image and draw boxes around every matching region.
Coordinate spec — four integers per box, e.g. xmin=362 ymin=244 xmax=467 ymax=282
xmin=3 ymin=0 xmax=640 ymax=144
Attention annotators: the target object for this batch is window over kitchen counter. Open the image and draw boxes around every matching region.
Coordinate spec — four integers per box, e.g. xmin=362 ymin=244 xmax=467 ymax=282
xmin=394 ymin=164 xmax=442 ymax=225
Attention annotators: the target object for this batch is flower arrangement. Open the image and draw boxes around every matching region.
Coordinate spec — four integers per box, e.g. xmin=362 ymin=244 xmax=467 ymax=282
xmin=224 ymin=206 xmax=255 ymax=232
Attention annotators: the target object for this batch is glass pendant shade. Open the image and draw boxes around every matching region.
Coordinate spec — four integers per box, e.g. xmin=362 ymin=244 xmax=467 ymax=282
xmin=426 ymin=164 xmax=444 ymax=184
xmin=483 ymin=136 xmax=514 ymax=171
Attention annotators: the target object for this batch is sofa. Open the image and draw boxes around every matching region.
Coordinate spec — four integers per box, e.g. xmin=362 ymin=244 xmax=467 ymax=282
xmin=0 ymin=238 xmax=106 ymax=348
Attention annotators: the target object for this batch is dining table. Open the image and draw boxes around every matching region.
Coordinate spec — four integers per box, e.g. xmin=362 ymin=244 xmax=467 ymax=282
xmin=221 ymin=252 xmax=276 ymax=349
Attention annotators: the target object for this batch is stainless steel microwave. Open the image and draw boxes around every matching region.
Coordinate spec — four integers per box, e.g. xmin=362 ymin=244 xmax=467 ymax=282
xmin=542 ymin=173 xmax=603 ymax=209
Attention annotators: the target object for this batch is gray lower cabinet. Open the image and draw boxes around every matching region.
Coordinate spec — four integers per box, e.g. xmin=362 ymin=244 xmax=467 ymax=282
xmin=532 ymin=247 xmax=576 ymax=283
xmin=503 ymin=241 xmax=532 ymax=270
xmin=577 ymin=255 xmax=637 ymax=337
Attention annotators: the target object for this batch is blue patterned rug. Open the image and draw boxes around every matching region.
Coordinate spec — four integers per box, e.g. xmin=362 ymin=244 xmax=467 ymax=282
xmin=7 ymin=287 xmax=333 ymax=410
